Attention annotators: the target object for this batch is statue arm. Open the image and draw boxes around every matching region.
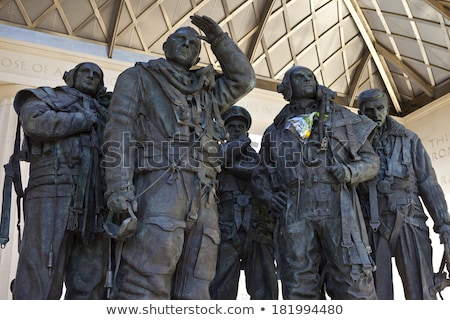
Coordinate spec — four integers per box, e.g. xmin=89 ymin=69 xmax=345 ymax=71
xmin=345 ymin=139 xmax=380 ymax=185
xmin=212 ymin=36 xmax=255 ymax=110
xmin=329 ymin=111 xmax=380 ymax=185
xmin=18 ymin=93 xmax=95 ymax=140
xmin=224 ymin=144 xmax=259 ymax=180
xmin=412 ymin=134 xmax=450 ymax=269
xmin=250 ymin=132 xmax=273 ymax=206
xmin=103 ymin=69 xmax=139 ymax=199
xmin=251 ymin=131 xmax=288 ymax=215
xmin=191 ymin=15 xmax=255 ymax=111
xmin=413 ymin=135 xmax=450 ymax=232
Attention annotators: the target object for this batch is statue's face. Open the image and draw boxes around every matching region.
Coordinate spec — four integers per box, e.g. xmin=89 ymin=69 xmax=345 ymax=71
xmin=226 ymin=119 xmax=248 ymax=141
xmin=290 ymin=67 xmax=317 ymax=100
xmin=164 ymin=28 xmax=201 ymax=69
xmin=73 ymin=63 xmax=102 ymax=97
xmin=360 ymin=97 xmax=389 ymax=128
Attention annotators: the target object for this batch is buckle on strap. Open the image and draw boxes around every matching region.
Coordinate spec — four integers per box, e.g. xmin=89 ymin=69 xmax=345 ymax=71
xmin=370 ymin=220 xmax=380 ymax=232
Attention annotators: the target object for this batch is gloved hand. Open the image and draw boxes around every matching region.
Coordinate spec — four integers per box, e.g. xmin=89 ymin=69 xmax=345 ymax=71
xmin=270 ymin=191 xmax=288 ymax=218
xmin=107 ymin=189 xmax=138 ymax=215
xmin=105 ymin=190 xmax=138 ymax=240
xmin=329 ymin=164 xmax=350 ymax=184
xmin=190 ymin=15 xmax=225 ymax=44
xmin=439 ymin=224 xmax=450 ymax=273
xmin=86 ymin=110 xmax=98 ymax=126
xmin=74 ymin=104 xmax=97 ymax=126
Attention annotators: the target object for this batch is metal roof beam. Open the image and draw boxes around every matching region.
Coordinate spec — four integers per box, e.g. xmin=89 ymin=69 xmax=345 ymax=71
xmin=31 ymin=0 xmax=61 ymax=29
xmin=117 ymin=0 xmax=164 ymax=42
xmin=145 ymin=0 xmax=209 ymax=49
xmin=348 ymin=49 xmax=370 ymax=107
xmin=343 ymin=0 xmax=402 ymax=113
xmin=247 ymin=0 xmax=276 ymax=63
xmin=402 ymin=78 xmax=450 ymax=116
xmin=73 ymin=0 xmax=111 ymax=39
xmin=424 ymin=0 xmax=450 ymax=20
xmin=108 ymin=0 xmax=124 ymax=58
xmin=12 ymin=0 xmax=32 ymax=26
xmin=375 ymin=43 xmax=434 ymax=97
xmin=123 ymin=0 xmax=149 ymax=52
xmin=338 ymin=0 xmax=352 ymax=93
xmin=54 ymin=0 xmax=73 ymax=35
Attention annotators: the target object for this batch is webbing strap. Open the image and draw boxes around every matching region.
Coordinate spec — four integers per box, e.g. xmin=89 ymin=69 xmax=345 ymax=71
xmin=368 ymin=180 xmax=380 ymax=232
xmin=0 ymin=162 xmax=13 ymax=248
xmin=0 ymin=120 xmax=24 ymax=249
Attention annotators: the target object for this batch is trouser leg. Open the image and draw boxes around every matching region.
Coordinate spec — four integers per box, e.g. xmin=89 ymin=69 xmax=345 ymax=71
xmin=373 ymin=236 xmax=394 ymax=299
xmin=244 ymin=240 xmax=278 ymax=299
xmin=65 ymin=232 xmax=108 ymax=299
xmin=209 ymin=241 xmax=240 ymax=299
xmin=394 ymin=225 xmax=436 ymax=300
xmin=321 ymin=217 xmax=377 ymax=300
xmin=276 ymin=219 xmax=322 ymax=299
xmin=13 ymin=196 xmax=70 ymax=300
xmin=171 ymin=196 xmax=219 ymax=300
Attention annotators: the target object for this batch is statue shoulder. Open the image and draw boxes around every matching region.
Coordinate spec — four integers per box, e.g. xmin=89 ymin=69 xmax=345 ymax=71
xmin=13 ymin=86 xmax=58 ymax=114
xmin=386 ymin=116 xmax=412 ymax=138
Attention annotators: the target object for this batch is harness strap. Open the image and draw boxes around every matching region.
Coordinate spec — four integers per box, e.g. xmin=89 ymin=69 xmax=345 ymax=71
xmin=386 ymin=135 xmax=403 ymax=177
xmin=344 ymin=122 xmax=361 ymax=161
xmin=1 ymin=120 xmax=24 ymax=250
xmin=341 ymin=184 xmax=374 ymax=280
xmin=67 ymin=134 xmax=92 ymax=231
xmin=368 ymin=180 xmax=380 ymax=232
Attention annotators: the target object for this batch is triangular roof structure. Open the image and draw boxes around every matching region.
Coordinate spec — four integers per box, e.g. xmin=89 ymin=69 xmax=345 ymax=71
xmin=0 ymin=0 xmax=449 ymax=116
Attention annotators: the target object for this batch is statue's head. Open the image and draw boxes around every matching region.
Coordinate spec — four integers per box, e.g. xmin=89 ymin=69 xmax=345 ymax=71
xmin=163 ymin=26 xmax=202 ymax=69
xmin=63 ymin=62 xmax=104 ymax=97
xmin=357 ymin=88 xmax=389 ymax=128
xmin=222 ymin=105 xmax=252 ymax=141
xmin=222 ymin=105 xmax=252 ymax=130
xmin=277 ymin=66 xmax=318 ymax=102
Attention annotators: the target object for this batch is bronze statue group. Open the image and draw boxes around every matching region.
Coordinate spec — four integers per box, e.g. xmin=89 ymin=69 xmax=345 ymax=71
xmin=2 ymin=15 xmax=449 ymax=300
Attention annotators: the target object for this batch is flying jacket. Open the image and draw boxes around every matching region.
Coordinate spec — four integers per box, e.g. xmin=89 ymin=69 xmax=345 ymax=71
xmin=103 ymin=34 xmax=255 ymax=197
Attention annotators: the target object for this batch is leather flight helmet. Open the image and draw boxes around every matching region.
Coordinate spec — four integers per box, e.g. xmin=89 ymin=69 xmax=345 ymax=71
xmin=221 ymin=105 xmax=252 ymax=130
